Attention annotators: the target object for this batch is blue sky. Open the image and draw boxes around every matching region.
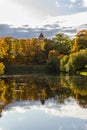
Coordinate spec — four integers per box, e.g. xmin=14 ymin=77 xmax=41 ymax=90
xmin=0 ymin=0 xmax=87 ymax=27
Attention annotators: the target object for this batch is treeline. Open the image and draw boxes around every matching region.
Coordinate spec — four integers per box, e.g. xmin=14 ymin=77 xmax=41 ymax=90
xmin=0 ymin=30 xmax=87 ymax=74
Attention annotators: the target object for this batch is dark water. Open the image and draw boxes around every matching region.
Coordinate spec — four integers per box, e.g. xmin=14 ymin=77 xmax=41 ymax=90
xmin=0 ymin=74 xmax=87 ymax=130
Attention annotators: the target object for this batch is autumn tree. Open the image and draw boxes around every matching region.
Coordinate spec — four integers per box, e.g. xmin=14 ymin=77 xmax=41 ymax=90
xmin=0 ymin=37 xmax=10 ymax=74
xmin=72 ymin=30 xmax=87 ymax=52
xmin=0 ymin=38 xmax=9 ymax=59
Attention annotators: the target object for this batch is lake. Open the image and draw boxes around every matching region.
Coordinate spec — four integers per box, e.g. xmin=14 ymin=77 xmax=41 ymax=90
xmin=0 ymin=74 xmax=87 ymax=130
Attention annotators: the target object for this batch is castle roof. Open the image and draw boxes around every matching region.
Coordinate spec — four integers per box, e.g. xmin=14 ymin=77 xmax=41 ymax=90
xmin=38 ymin=33 xmax=45 ymax=40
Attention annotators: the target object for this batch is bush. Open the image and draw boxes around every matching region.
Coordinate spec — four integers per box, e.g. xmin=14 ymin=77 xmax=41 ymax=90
xmin=60 ymin=49 xmax=87 ymax=73
xmin=69 ymin=49 xmax=87 ymax=72
xmin=46 ymin=56 xmax=60 ymax=73
xmin=48 ymin=50 xmax=59 ymax=60
xmin=64 ymin=60 xmax=73 ymax=73
xmin=0 ymin=62 xmax=5 ymax=74
xmin=60 ymin=55 xmax=69 ymax=72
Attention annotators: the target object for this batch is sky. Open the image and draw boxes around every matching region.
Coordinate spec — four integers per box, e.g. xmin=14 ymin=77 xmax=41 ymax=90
xmin=0 ymin=0 xmax=87 ymax=27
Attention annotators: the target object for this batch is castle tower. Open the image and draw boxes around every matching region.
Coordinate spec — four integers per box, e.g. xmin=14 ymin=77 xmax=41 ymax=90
xmin=38 ymin=33 xmax=45 ymax=40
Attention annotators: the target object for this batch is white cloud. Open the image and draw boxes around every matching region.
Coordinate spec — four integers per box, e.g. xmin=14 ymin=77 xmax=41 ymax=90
xmin=42 ymin=11 xmax=87 ymax=28
xmin=83 ymin=0 xmax=87 ymax=7
xmin=0 ymin=0 xmax=87 ymax=28
xmin=69 ymin=4 xmax=74 ymax=8
xmin=56 ymin=1 xmax=60 ymax=8
xmin=0 ymin=0 xmax=47 ymax=27
xmin=0 ymin=0 xmax=28 ymax=25
xmin=69 ymin=0 xmax=76 ymax=3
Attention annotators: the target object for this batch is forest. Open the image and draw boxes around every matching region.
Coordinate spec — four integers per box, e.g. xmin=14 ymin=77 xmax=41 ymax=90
xmin=0 ymin=30 xmax=87 ymax=75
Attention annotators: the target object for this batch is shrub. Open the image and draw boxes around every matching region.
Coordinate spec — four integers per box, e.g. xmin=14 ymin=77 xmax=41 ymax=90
xmin=48 ymin=50 xmax=59 ymax=60
xmin=60 ymin=55 xmax=69 ymax=72
xmin=60 ymin=49 xmax=87 ymax=73
xmin=65 ymin=49 xmax=87 ymax=73
xmin=65 ymin=60 xmax=73 ymax=73
xmin=69 ymin=49 xmax=87 ymax=72
xmin=46 ymin=56 xmax=60 ymax=73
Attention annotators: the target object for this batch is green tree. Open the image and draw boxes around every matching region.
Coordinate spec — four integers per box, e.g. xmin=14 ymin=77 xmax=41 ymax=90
xmin=43 ymin=39 xmax=54 ymax=58
xmin=52 ymin=33 xmax=72 ymax=55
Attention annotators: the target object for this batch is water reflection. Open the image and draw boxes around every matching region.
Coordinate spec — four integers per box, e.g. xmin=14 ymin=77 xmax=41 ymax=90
xmin=0 ymin=74 xmax=87 ymax=130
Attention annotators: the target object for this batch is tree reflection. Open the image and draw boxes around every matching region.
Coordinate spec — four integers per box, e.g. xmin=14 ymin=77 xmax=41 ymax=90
xmin=60 ymin=74 xmax=87 ymax=108
xmin=0 ymin=74 xmax=87 ymax=116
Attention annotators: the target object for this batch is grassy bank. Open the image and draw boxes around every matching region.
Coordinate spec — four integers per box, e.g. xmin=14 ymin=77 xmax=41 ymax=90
xmin=77 ymin=67 xmax=87 ymax=76
xmin=4 ymin=64 xmax=87 ymax=76
xmin=5 ymin=64 xmax=46 ymax=75
xmin=80 ymin=72 xmax=87 ymax=76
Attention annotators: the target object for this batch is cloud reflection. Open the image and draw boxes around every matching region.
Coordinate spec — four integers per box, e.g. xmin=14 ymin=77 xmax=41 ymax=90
xmin=3 ymin=98 xmax=87 ymax=119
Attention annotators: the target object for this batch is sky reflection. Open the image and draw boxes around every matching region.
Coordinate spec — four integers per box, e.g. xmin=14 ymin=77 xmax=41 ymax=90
xmin=0 ymin=98 xmax=87 ymax=130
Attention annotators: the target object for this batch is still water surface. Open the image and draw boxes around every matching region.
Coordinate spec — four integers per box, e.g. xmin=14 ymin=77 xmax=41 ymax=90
xmin=0 ymin=74 xmax=87 ymax=130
